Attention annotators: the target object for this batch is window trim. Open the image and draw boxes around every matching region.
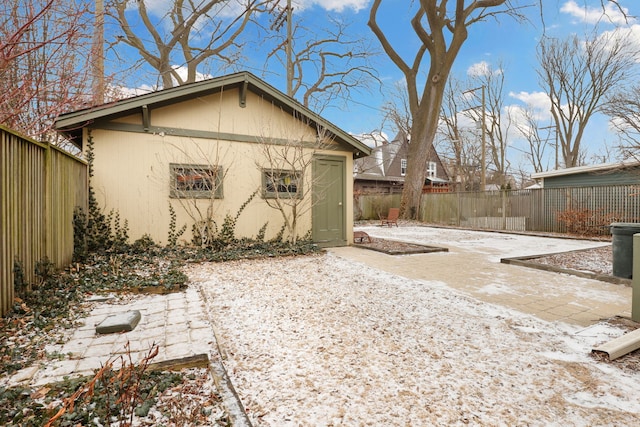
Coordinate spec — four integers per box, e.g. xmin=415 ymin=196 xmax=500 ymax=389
xmin=169 ymin=163 xmax=223 ymax=199
xmin=427 ymin=161 xmax=437 ymax=178
xmin=400 ymin=159 xmax=407 ymax=176
xmin=262 ymin=168 xmax=303 ymax=199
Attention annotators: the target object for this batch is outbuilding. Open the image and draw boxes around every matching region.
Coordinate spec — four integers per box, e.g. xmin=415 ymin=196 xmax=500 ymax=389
xmin=56 ymin=72 xmax=371 ymax=247
xmin=532 ymin=161 xmax=640 ymax=188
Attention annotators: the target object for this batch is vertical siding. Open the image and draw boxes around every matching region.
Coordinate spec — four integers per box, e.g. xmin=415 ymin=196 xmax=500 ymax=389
xmin=357 ymin=185 xmax=640 ymax=236
xmin=0 ymin=133 xmax=9 ymax=316
xmin=47 ymin=146 xmax=89 ymax=266
xmin=0 ymin=127 xmax=87 ymax=317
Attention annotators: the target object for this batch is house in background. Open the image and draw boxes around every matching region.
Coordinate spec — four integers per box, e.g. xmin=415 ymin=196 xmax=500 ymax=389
xmin=354 ymin=131 xmax=450 ymax=194
xmin=55 ymin=72 xmax=371 ymax=247
xmin=532 ymin=161 xmax=640 ymax=188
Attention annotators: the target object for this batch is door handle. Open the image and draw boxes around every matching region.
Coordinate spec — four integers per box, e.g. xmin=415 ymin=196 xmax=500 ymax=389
xmin=338 ymin=202 xmax=343 ymax=206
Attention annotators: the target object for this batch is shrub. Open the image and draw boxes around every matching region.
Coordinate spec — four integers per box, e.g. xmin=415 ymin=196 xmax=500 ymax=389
xmin=556 ymin=207 xmax=617 ymax=236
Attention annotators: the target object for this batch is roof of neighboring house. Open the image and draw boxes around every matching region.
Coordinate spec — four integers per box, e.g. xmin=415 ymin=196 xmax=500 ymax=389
xmin=353 ymin=130 xmax=452 ymax=187
xmin=426 ymin=176 xmax=449 ymax=184
xmin=55 ymin=71 xmax=372 ymax=157
xmin=532 ymin=160 xmax=640 ymax=179
xmin=525 ymin=183 xmax=542 ymax=189
xmin=353 ymin=173 xmax=404 ymax=183
xmin=354 ymin=146 xmax=386 ymax=176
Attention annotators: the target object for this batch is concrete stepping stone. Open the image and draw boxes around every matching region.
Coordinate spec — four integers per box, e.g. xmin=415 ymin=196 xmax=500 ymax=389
xmin=96 ymin=310 xmax=142 ymax=334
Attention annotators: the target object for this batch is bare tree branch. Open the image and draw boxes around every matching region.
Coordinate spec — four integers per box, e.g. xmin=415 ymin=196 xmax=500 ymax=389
xmin=264 ymin=12 xmax=380 ymax=112
xmin=108 ymin=0 xmax=270 ymax=88
xmin=537 ymin=30 xmax=639 ymax=167
xmin=368 ymin=0 xmax=523 ymax=218
xmin=603 ymin=85 xmax=640 ymax=161
xmin=0 ymin=0 xmax=93 ymax=143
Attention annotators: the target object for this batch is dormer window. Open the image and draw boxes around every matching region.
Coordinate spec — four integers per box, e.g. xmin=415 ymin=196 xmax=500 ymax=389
xmin=401 ymin=159 xmax=407 ymax=176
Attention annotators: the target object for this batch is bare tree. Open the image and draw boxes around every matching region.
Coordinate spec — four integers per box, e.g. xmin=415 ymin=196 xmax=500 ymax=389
xmin=537 ymin=30 xmax=639 ymax=168
xmin=463 ymin=62 xmax=512 ymax=189
xmin=256 ymin=114 xmax=335 ymax=244
xmin=510 ymin=106 xmax=554 ymax=173
xmin=0 ymin=0 xmax=92 ymax=141
xmin=109 ymin=0 xmax=270 ymax=89
xmin=264 ymin=5 xmax=379 ymax=112
xmin=164 ymin=139 xmax=233 ymax=248
xmin=368 ymin=0 xmax=525 ymax=218
xmin=603 ymin=85 xmax=640 ymax=161
xmin=589 ymin=144 xmax=616 ymax=164
xmin=438 ymin=77 xmax=482 ymax=190
xmin=380 ymin=80 xmax=413 ymax=139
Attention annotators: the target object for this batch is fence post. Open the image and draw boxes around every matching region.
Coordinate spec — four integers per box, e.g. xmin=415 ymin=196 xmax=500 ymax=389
xmin=44 ymin=142 xmax=52 ymax=263
xmin=633 ymin=234 xmax=640 ymax=322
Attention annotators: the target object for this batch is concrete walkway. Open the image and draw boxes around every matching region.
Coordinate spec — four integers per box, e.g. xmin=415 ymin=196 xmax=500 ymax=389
xmin=330 ymin=226 xmax=632 ymax=327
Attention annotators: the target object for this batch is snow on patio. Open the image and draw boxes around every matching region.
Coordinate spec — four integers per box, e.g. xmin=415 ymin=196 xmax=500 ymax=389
xmin=190 ymin=228 xmax=639 ymax=426
xmin=356 ymin=225 xmax=612 ymax=261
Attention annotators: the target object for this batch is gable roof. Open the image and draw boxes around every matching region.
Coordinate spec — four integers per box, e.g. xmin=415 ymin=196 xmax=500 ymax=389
xmin=55 ymin=71 xmax=371 ymax=157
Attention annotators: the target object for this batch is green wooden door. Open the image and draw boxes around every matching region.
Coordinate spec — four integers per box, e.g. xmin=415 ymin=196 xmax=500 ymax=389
xmin=312 ymin=155 xmax=346 ymax=247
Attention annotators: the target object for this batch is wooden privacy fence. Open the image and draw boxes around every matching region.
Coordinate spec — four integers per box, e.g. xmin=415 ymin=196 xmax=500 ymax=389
xmin=0 ymin=126 xmax=87 ymax=317
xmin=356 ymin=185 xmax=640 ymax=235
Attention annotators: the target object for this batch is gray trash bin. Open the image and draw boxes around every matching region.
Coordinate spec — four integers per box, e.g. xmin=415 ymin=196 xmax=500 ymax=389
xmin=610 ymin=222 xmax=640 ymax=279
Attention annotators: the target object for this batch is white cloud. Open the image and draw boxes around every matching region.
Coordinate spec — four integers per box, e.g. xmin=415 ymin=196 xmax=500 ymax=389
xmin=623 ymin=23 xmax=640 ymax=47
xmin=504 ymin=104 xmax=532 ymax=138
xmin=466 ymin=61 xmax=503 ymax=78
xmin=467 ymin=61 xmax=490 ymax=77
xmin=132 ymin=0 xmax=171 ymax=16
xmin=560 ymin=0 xmax=634 ymax=25
xmin=597 ymin=24 xmax=640 ymax=62
xmin=506 ymin=92 xmax=553 ymax=139
xmin=455 ymin=111 xmax=481 ymax=130
xmin=105 ymin=83 xmax=156 ymax=102
xmin=288 ymin=0 xmax=369 ymax=13
xmin=509 ymin=91 xmax=551 ymax=119
xmin=141 ymin=0 xmax=268 ymax=19
xmin=110 ymin=65 xmax=213 ymax=100
xmin=170 ymin=65 xmax=214 ymax=84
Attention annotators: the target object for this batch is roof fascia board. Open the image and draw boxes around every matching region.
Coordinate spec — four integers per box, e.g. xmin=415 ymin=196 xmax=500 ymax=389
xmin=532 ymin=161 xmax=640 ymax=179
xmin=55 ymin=71 xmax=371 ymax=156
xmin=55 ymin=73 xmax=249 ymax=129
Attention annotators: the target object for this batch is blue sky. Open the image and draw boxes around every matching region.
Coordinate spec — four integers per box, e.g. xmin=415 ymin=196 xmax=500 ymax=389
xmin=111 ymin=1 xmax=640 ymax=174
xmin=303 ymin=1 xmax=640 ymax=170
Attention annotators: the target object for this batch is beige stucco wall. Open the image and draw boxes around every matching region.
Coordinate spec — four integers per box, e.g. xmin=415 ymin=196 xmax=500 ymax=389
xmin=86 ymin=89 xmax=354 ymax=245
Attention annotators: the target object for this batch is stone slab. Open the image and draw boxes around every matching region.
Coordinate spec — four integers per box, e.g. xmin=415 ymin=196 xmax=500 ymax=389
xmin=96 ymin=310 xmax=142 ymax=334
xmin=147 ymin=354 xmax=210 ymax=372
xmin=86 ymin=294 xmax=115 ymax=303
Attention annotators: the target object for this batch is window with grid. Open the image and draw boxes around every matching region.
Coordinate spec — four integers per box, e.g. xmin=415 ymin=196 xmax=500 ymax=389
xmin=170 ymin=164 xmax=223 ymax=199
xmin=262 ymin=169 xmax=303 ymax=199
xmin=400 ymin=159 xmax=407 ymax=176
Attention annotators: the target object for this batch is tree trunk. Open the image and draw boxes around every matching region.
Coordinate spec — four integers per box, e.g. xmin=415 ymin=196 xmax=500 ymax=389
xmin=400 ymin=72 xmax=450 ymax=220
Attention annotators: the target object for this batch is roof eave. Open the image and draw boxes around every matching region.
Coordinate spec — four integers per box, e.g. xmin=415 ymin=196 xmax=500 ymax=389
xmin=55 ymin=71 xmax=372 ymax=157
xmin=532 ymin=160 xmax=640 ymax=179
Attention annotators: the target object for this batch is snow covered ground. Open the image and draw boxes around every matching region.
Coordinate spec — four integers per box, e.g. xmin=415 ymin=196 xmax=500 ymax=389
xmin=189 ymin=227 xmax=639 ymax=426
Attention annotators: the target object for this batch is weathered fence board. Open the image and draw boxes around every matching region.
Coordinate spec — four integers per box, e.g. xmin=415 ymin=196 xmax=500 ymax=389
xmin=0 ymin=126 xmax=87 ymax=317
